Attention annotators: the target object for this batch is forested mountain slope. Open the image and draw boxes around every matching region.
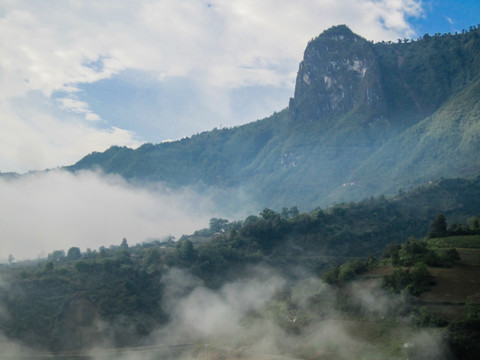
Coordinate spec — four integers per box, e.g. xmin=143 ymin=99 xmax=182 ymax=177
xmin=69 ymin=25 xmax=480 ymax=210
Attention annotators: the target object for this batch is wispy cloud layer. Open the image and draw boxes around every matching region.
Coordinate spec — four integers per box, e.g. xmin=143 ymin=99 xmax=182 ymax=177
xmin=0 ymin=0 xmax=423 ymax=172
xmin=0 ymin=170 xmax=217 ymax=260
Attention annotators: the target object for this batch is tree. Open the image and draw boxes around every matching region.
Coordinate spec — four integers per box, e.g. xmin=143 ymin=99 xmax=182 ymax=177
xmin=66 ymin=247 xmax=81 ymax=261
xmin=260 ymin=208 xmax=278 ymax=220
xmin=322 ymin=266 xmax=340 ymax=284
xmin=398 ymin=237 xmax=429 ymax=266
xmin=383 ymin=262 xmax=435 ymax=295
xmin=281 ymin=206 xmax=299 ymax=219
xmin=44 ymin=261 xmax=54 ymax=272
xmin=121 ymin=238 xmax=129 ymax=248
xmin=209 ymin=218 xmax=229 ymax=233
xmin=382 ymin=243 xmax=401 ymax=265
xmin=143 ymin=247 xmax=162 ymax=274
xmin=177 ymin=240 xmax=196 ymax=263
xmin=289 ymin=206 xmax=299 ymax=218
xmin=441 ymin=248 xmax=461 ymax=266
xmin=429 ymin=213 xmax=448 ymax=238
xmin=383 ymin=268 xmax=412 ymax=293
xmin=467 ymin=216 xmax=480 ymax=231
xmin=244 ymin=215 xmax=258 ymax=225
xmin=48 ymin=250 xmax=65 ymax=262
xmin=409 ymin=262 xmax=435 ymax=295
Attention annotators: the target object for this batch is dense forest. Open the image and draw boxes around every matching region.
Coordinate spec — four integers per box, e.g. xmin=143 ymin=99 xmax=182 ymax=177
xmin=2 ymin=176 xmax=480 ymax=358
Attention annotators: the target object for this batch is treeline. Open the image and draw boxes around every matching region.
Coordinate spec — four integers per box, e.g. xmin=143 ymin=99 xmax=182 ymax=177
xmin=3 ymin=177 xmax=480 ymax=353
xmin=383 ymin=237 xmax=461 ymax=268
xmin=179 ymin=177 xmax=480 ymax=284
xmin=0 ymin=239 xmax=170 ymax=352
xmin=429 ymin=213 xmax=480 ymax=238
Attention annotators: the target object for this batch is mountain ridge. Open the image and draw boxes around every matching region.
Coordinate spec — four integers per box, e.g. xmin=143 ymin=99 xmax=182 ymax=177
xmin=69 ymin=25 xmax=480 ymax=211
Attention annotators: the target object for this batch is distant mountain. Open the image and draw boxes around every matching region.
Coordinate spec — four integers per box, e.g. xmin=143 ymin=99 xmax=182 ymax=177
xmin=69 ymin=25 xmax=480 ymax=211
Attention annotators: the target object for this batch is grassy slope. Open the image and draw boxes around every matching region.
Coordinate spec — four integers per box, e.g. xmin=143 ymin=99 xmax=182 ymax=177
xmin=419 ymin=237 xmax=480 ymax=321
xmin=360 ymin=236 xmax=480 ymax=322
xmin=309 ymin=236 xmax=480 ymax=359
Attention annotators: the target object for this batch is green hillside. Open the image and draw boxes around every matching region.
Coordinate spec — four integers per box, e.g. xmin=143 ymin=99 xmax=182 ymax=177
xmin=3 ymin=183 xmax=480 ymax=358
xmin=69 ymin=25 xmax=480 ymax=212
xmin=346 ymin=77 xmax=480 ymax=198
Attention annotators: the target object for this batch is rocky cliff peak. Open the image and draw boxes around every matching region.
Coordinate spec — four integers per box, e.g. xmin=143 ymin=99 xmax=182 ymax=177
xmin=290 ymin=25 xmax=385 ymax=122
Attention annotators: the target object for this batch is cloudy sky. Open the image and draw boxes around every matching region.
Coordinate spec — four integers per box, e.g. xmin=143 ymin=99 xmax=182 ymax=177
xmin=1 ymin=0 xmax=479 ymax=174
xmin=1 ymin=0 xmax=479 ymax=260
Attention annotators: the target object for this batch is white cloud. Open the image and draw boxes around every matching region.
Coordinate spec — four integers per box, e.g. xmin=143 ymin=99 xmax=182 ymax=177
xmin=0 ymin=95 xmax=140 ymax=172
xmin=0 ymin=0 xmax=423 ymax=173
xmin=0 ymin=170 xmax=216 ymax=261
xmin=0 ymin=0 xmax=424 ymax=93
xmin=56 ymin=96 xmax=101 ymax=121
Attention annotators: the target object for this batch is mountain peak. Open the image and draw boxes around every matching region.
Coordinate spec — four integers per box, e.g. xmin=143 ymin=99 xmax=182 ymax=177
xmin=317 ymin=24 xmax=357 ymax=40
xmin=307 ymin=25 xmax=366 ymax=48
xmin=290 ymin=25 xmax=384 ymax=123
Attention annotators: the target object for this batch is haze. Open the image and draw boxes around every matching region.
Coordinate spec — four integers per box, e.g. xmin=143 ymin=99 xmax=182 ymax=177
xmin=0 ymin=170 xmax=222 ymax=261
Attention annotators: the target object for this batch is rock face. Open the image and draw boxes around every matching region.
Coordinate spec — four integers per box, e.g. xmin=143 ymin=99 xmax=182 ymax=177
xmin=291 ymin=25 xmax=385 ymax=124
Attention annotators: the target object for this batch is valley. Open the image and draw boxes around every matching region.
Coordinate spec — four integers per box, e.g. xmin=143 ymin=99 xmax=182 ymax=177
xmin=2 ymin=23 xmax=480 ymax=359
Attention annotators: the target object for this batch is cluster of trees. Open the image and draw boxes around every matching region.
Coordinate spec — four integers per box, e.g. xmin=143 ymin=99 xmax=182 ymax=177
xmin=429 ymin=213 xmax=480 ymax=238
xmin=382 ymin=262 xmax=435 ymax=296
xmin=0 ymin=239 xmax=172 ymax=352
xmin=321 ymin=213 xmax=466 ymax=296
xmin=382 ymin=237 xmax=460 ymax=268
xmin=321 ymin=238 xmax=448 ymax=296
xmin=173 ymin=196 xmax=436 ymax=285
xmin=380 ymin=226 xmax=461 ymax=296
xmin=322 ymin=256 xmax=377 ymax=284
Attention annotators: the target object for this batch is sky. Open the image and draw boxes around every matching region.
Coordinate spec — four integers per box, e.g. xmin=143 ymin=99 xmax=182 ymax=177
xmin=1 ymin=0 xmax=479 ymax=174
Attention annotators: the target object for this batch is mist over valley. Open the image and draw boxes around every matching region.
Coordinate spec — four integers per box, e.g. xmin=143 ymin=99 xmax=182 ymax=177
xmin=3 ymin=21 xmax=480 ymax=360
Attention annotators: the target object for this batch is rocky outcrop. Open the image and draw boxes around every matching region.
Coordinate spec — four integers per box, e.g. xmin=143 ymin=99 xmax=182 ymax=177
xmin=291 ymin=25 xmax=385 ymax=124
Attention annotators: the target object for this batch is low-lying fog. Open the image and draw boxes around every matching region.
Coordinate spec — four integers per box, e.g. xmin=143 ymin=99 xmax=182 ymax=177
xmin=0 ymin=170 xmax=449 ymax=359
xmin=0 ymin=266 xmax=449 ymax=359
xmin=0 ymin=169 xmax=251 ymax=261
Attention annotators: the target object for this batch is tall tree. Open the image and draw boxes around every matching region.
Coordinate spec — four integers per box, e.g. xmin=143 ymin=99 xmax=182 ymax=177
xmin=66 ymin=247 xmax=81 ymax=261
xmin=429 ymin=213 xmax=448 ymax=238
